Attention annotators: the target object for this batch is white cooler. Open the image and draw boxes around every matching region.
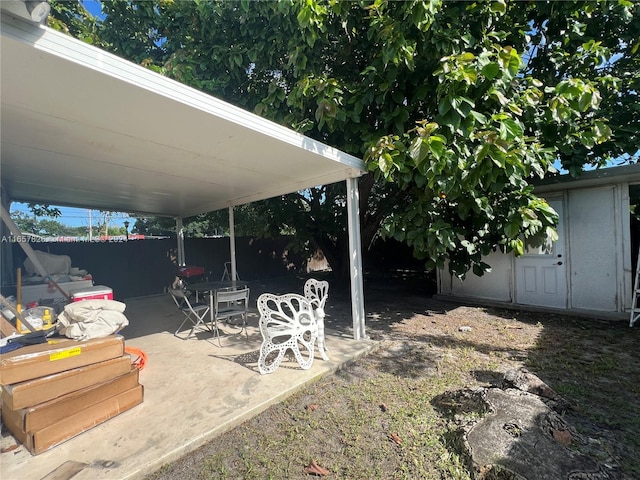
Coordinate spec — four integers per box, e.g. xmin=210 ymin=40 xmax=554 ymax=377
xmin=69 ymin=285 xmax=114 ymax=302
xmin=21 ymin=279 xmax=94 ymax=306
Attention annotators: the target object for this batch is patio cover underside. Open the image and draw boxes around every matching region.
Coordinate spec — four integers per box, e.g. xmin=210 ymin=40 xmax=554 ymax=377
xmin=0 ymin=12 xmax=367 ymax=338
xmin=0 ymin=14 xmax=365 ymax=218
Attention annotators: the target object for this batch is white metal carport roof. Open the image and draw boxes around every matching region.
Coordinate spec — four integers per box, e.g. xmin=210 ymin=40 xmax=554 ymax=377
xmin=0 ymin=8 xmax=367 ymax=339
xmin=0 ymin=13 xmax=365 ymax=218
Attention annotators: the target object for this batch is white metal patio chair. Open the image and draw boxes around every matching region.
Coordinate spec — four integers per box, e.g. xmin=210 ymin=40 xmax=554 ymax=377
xmin=303 ymin=278 xmax=330 ymax=360
xmin=211 ymin=286 xmax=250 ymax=346
xmin=257 ymin=293 xmax=317 ymax=374
xmin=170 ymin=287 xmax=211 ymax=339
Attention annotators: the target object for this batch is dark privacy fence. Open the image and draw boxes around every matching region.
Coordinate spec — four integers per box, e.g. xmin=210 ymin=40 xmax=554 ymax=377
xmin=8 ymin=237 xmax=310 ymax=300
xmin=7 ymin=236 xmax=425 ymax=301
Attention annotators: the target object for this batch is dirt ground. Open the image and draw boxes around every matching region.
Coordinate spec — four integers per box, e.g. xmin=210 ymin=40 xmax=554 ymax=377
xmin=146 ymin=272 xmax=640 ymax=480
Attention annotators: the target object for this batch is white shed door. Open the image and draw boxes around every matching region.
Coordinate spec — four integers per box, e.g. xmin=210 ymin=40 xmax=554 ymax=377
xmin=515 ymin=198 xmax=567 ymax=308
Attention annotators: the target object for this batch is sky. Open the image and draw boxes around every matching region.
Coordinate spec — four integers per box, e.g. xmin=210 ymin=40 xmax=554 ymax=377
xmin=82 ymin=0 xmax=104 ymax=19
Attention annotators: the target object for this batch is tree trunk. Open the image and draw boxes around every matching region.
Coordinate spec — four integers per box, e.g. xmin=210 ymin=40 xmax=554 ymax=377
xmin=314 ymin=174 xmax=389 ymax=288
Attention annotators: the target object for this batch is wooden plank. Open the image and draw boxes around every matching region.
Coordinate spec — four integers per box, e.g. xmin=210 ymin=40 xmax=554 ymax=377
xmin=0 ymin=312 xmax=18 ymax=337
xmin=0 ymin=294 xmax=36 ymax=333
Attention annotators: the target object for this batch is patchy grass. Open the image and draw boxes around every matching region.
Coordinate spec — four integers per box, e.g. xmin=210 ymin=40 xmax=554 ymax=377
xmin=145 ymin=279 xmax=640 ymax=480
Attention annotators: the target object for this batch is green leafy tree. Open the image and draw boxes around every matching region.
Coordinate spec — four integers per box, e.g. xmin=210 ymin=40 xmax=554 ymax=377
xmin=10 ymin=204 xmax=62 ymax=234
xmin=131 ymin=216 xmax=176 ymax=237
xmin=9 ymin=211 xmax=40 ymax=235
xmin=49 ymin=0 xmax=101 ymax=44
xmin=9 ymin=211 xmax=82 ymax=237
xmin=131 ymin=211 xmax=228 ymax=237
xmin=365 ymin=0 xmax=638 ymax=276
xmin=23 ymin=203 xmax=62 ymax=219
xmin=49 ymin=0 xmax=638 ymax=280
xmin=36 ymin=219 xmax=74 ymax=236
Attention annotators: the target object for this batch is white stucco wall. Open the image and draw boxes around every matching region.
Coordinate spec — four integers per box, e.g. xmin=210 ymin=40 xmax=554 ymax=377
xmin=439 ymin=251 xmax=512 ymax=302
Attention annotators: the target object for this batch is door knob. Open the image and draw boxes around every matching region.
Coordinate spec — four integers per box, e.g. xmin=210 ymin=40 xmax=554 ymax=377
xmin=554 ymin=261 xmax=563 ymax=265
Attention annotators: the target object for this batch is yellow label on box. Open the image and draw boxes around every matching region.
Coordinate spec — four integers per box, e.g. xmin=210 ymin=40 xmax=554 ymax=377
xmin=50 ymin=347 xmax=82 ymax=361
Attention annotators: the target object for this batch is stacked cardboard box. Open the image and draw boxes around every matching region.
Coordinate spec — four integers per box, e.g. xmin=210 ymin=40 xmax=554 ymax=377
xmin=0 ymin=335 xmax=143 ymax=455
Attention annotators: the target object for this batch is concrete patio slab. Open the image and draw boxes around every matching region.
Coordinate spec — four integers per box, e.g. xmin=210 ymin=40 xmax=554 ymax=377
xmin=1 ymin=289 xmax=377 ymax=480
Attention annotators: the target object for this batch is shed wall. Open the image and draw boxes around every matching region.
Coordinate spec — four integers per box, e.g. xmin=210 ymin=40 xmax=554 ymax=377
xmin=437 ymin=172 xmax=634 ymax=318
xmin=439 ymin=252 xmax=512 ymax=302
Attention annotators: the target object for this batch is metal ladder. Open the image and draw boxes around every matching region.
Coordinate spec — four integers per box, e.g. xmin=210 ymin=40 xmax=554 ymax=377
xmin=631 ymin=244 xmax=640 ymax=327
xmin=221 ymin=262 xmax=240 ymax=281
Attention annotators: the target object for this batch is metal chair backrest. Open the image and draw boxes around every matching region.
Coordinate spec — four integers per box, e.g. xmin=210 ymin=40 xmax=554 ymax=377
xmin=304 ymin=279 xmax=329 ymax=311
xmin=256 ymin=293 xmax=316 ymax=374
xmin=215 ymin=286 xmax=249 ymax=311
xmin=169 ymin=286 xmax=199 ymax=310
xmin=169 ymin=287 xmax=210 ymax=339
xmin=169 ymin=286 xmax=188 ymax=306
xmin=211 ymin=286 xmax=250 ymax=346
xmin=302 ymin=279 xmax=330 ymax=361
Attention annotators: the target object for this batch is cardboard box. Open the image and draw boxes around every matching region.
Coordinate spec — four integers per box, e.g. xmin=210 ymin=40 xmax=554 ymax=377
xmin=2 ymin=384 xmax=143 ymax=455
xmin=2 ymin=367 xmax=139 ymax=432
xmin=0 ymin=335 xmax=124 ymax=385
xmin=2 ymin=355 xmax=132 ymax=410
xmin=69 ymin=285 xmax=114 ymax=302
